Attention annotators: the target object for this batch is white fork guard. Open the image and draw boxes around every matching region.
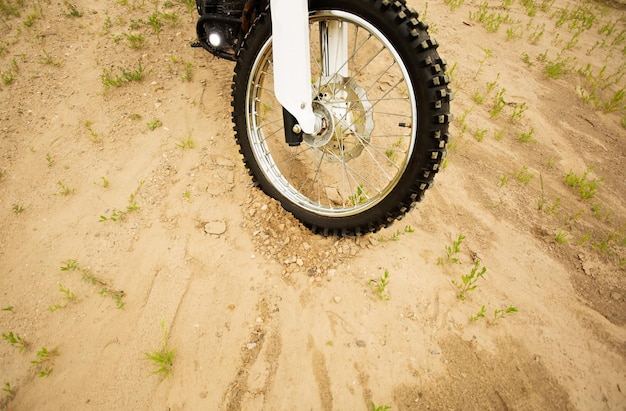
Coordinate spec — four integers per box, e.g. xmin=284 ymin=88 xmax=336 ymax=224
xmin=270 ymin=0 xmax=316 ymax=133
xmin=271 ymin=1 xmax=349 ymax=134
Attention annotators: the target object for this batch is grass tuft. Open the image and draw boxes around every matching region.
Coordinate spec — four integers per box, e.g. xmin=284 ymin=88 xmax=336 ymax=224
xmin=145 ymin=320 xmax=175 ymax=378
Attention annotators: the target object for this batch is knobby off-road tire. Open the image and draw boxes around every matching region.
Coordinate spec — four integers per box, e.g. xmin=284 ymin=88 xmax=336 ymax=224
xmin=232 ymin=0 xmax=451 ymax=236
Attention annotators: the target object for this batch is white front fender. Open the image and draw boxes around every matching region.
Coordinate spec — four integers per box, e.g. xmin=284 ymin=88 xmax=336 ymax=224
xmin=270 ymin=0 xmax=316 ymax=134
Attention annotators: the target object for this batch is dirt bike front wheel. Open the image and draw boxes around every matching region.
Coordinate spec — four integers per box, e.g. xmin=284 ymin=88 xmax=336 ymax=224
xmin=232 ymin=0 xmax=451 ymax=236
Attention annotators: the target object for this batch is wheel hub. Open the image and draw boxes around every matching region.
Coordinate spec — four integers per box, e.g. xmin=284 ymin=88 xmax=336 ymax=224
xmin=303 ymin=101 xmax=334 ymax=147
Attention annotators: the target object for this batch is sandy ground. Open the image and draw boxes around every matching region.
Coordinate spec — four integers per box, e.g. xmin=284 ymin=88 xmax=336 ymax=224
xmin=1 ymin=0 xmax=625 ymax=409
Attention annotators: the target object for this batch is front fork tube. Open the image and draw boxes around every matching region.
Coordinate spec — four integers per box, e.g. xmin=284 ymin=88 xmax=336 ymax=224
xmin=271 ymin=0 xmax=348 ymax=144
xmin=320 ymin=20 xmax=349 ymax=78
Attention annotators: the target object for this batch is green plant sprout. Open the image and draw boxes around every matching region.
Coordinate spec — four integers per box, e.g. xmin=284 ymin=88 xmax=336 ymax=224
xmin=2 ymin=331 xmax=28 ymax=351
xmin=591 ymin=203 xmax=612 ymax=222
xmin=490 ymin=88 xmax=507 ymax=118
xmin=2 ymin=306 xmax=14 ymax=312
xmin=474 ymin=128 xmax=488 ymax=141
xmin=59 ymin=282 xmax=77 ymax=301
xmin=176 ymin=135 xmax=195 ymax=149
xmin=147 ymin=118 xmax=162 ymax=131
xmin=577 ymin=233 xmax=591 ymax=246
xmin=565 ymin=166 xmax=603 ymax=200
xmin=98 ymin=287 xmax=126 ymax=309
xmin=12 ymin=204 xmax=24 ymax=214
xmin=591 ymin=231 xmax=625 ymax=256
xmin=473 ymin=48 xmax=493 ymax=79
xmin=544 ymin=55 xmax=570 ymax=79
xmin=368 ymin=270 xmax=390 ymax=301
xmin=470 ymin=305 xmax=487 ymax=322
xmin=49 ymin=283 xmax=78 ymax=312
xmin=60 ymin=259 xmax=126 ymax=309
xmin=452 ymin=260 xmax=486 ymax=301
xmin=101 ymin=61 xmax=144 ymax=90
xmin=83 ymin=120 xmax=100 ymax=142
xmin=38 ymin=369 xmax=52 ymax=378
xmin=1 ymin=69 xmax=16 ymax=85
xmin=64 ymin=0 xmax=83 ymax=17
xmin=377 ymin=225 xmax=414 ymax=242
xmin=555 ymin=230 xmax=570 ymax=244
xmin=3 ymin=382 xmax=15 ymax=400
xmin=349 ymin=184 xmax=367 ymax=206
xmin=494 ymin=128 xmax=505 ymax=141
xmin=0 ymin=0 xmax=22 ymax=18
xmin=469 ymin=2 xmax=518 ymax=33
xmin=515 ymin=165 xmax=535 ymax=184
xmin=95 ymin=176 xmax=110 ymax=188
xmin=127 ymin=180 xmax=144 ymax=210
xmin=55 ymin=181 xmax=75 ymax=196
xmin=371 ymin=403 xmax=392 ymax=411
xmin=161 ymin=11 xmax=179 ymax=26
xmin=125 ymin=33 xmax=145 ymax=49
xmin=46 ymin=153 xmax=54 ymax=167
xmin=472 ymin=305 xmax=518 ymax=322
xmin=537 ymin=173 xmax=547 ymax=211
xmin=23 ymin=13 xmax=37 ymax=27
xmin=521 ymin=52 xmax=534 ymax=67
xmin=506 ymin=26 xmax=521 ymax=41
xmin=509 ymin=102 xmax=526 ymax=123
xmin=60 ymin=259 xmax=79 ymax=271
xmin=485 ymin=76 xmax=499 ymax=95
xmin=537 ymin=174 xmax=560 ymax=213
xmin=31 ymin=346 xmax=59 ymax=366
xmin=100 ymin=180 xmax=144 ymax=221
xmin=145 ymin=319 xmax=175 ymax=378
xmin=516 ymin=128 xmax=536 ymax=143
xmin=182 ymin=62 xmax=193 ymax=81
xmin=471 ymin=90 xmax=485 ymax=104
xmin=148 ymin=11 xmax=163 ymax=36
xmin=177 ymin=0 xmax=196 ymax=13
xmin=445 ymin=61 xmax=457 ymax=83
xmin=493 ymin=306 xmax=518 ymax=321
xmin=438 ymin=234 xmax=465 ymax=264
xmin=500 ymin=174 xmax=508 ymax=187
xmin=101 ymin=15 xmax=112 ymax=35
xmin=457 ymin=108 xmax=472 ymax=136
xmin=443 ymin=0 xmax=463 ymax=12
xmin=392 ymin=225 xmax=415 ymax=241
xmin=38 ymin=50 xmax=62 ymax=67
